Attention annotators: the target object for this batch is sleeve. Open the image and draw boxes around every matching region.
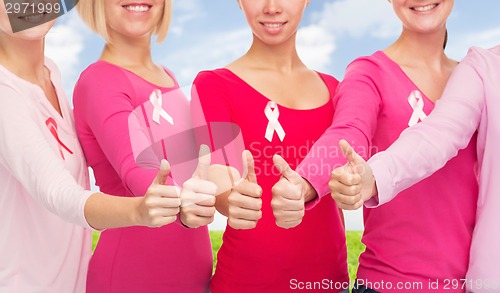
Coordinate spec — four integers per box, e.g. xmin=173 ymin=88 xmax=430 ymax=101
xmin=297 ymin=59 xmax=383 ymax=208
xmin=192 ymin=71 xmax=232 ymax=124
xmin=73 ymin=66 xmax=158 ymax=196
xmin=367 ymin=52 xmax=485 ymax=207
xmin=192 ymin=71 xmax=243 ymax=169
xmin=0 ymin=85 xmax=93 ymax=228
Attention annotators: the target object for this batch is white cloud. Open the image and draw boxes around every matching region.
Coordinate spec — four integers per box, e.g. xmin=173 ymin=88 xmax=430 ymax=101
xmin=163 ymin=27 xmax=251 ymax=86
xmin=447 ymin=27 xmax=500 ymax=60
xmin=316 ymin=0 xmax=400 ymax=39
xmin=175 ymin=0 xmax=203 ymax=21
xmin=297 ymin=24 xmax=336 ymax=73
xmin=293 ymin=0 xmax=400 ymax=74
xmin=170 ymin=0 xmax=205 ymax=36
xmin=45 ymin=10 xmax=88 ymax=98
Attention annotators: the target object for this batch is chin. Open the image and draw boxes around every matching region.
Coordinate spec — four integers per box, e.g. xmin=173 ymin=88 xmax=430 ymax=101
xmin=255 ymin=34 xmax=287 ymax=46
xmin=4 ymin=28 xmax=49 ymax=41
xmin=266 ymin=37 xmax=297 ymax=48
xmin=18 ymin=27 xmax=52 ymax=40
xmin=6 ymin=19 xmax=55 ymax=40
xmin=118 ymin=24 xmax=155 ymax=38
xmin=121 ymin=31 xmax=153 ymax=41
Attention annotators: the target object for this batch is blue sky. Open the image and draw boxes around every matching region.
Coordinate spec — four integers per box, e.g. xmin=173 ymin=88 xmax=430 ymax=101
xmin=45 ymin=0 xmax=500 ymax=230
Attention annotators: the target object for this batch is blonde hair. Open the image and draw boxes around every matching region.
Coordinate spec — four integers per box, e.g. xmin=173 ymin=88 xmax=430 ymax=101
xmin=77 ymin=0 xmax=172 ymax=43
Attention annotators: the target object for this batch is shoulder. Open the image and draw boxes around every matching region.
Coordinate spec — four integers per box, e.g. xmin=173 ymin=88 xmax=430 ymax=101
xmin=314 ymin=71 xmax=340 ymax=94
xmin=75 ymin=61 xmax=134 ymax=94
xmin=315 ymin=71 xmax=339 ymax=85
xmin=462 ymin=45 xmax=500 ymax=69
xmin=0 ymin=68 xmax=18 ymax=92
xmin=193 ymin=69 xmax=238 ymax=97
xmin=191 ymin=69 xmax=239 ymax=109
xmin=450 ymin=46 xmax=500 ymax=87
xmin=77 ymin=61 xmax=132 ymax=86
xmin=466 ymin=45 xmax=500 ymax=58
xmin=0 ymin=82 xmax=25 ymax=103
xmin=162 ymin=66 xmax=178 ymax=81
xmin=339 ymin=52 xmax=395 ymax=92
xmin=345 ymin=51 xmax=388 ymax=76
xmin=0 ymin=82 xmax=36 ymax=120
xmin=194 ymin=68 xmax=234 ymax=85
xmin=0 ymin=67 xmax=31 ymax=106
xmin=73 ymin=62 xmax=137 ymax=110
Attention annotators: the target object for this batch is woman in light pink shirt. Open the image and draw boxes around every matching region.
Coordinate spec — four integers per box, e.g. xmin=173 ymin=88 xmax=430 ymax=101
xmin=331 ymin=46 xmax=500 ymax=293
xmin=74 ymin=0 xmax=216 ymax=292
xmin=0 ymin=2 xmax=204 ymax=292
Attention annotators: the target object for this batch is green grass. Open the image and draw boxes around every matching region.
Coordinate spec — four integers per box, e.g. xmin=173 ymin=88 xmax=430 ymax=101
xmin=92 ymin=230 xmax=364 ymax=282
xmin=209 ymin=231 xmax=223 ymax=271
xmin=92 ymin=231 xmax=100 ymax=251
xmin=346 ymin=231 xmax=364 ymax=281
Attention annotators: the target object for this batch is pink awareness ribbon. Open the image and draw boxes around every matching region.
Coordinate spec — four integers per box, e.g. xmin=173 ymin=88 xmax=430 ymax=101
xmin=45 ymin=117 xmax=73 ymax=160
xmin=264 ymin=101 xmax=286 ymax=142
xmin=150 ymin=89 xmax=174 ymax=125
xmin=407 ymin=90 xmax=428 ymax=127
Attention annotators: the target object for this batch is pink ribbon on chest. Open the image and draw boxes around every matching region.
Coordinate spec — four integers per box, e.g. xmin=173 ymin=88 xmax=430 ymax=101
xmin=45 ymin=117 xmax=73 ymax=160
xmin=264 ymin=101 xmax=286 ymax=142
xmin=407 ymin=90 xmax=428 ymax=127
xmin=150 ymin=89 xmax=174 ymax=125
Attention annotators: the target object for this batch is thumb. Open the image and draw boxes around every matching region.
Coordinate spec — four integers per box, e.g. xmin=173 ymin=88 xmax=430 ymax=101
xmin=273 ymin=154 xmax=302 ymax=185
xmin=193 ymin=144 xmax=211 ymax=180
xmin=339 ymin=139 xmax=365 ymax=168
xmin=241 ymin=150 xmax=257 ymax=184
xmin=154 ymin=159 xmax=171 ymax=185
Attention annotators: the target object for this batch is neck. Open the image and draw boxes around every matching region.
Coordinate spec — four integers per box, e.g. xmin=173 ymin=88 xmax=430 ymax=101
xmin=100 ymin=33 xmax=155 ymax=69
xmin=386 ymin=27 xmax=450 ymax=69
xmin=0 ymin=34 xmax=46 ymax=84
xmin=245 ymin=33 xmax=304 ymax=73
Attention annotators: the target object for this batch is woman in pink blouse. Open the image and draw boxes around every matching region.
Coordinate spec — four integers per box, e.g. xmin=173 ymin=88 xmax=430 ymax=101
xmin=74 ymin=0 xmax=216 ymax=292
xmin=0 ymin=1 xmax=190 ymax=292
xmin=331 ymin=45 xmax=500 ymax=293
xmin=281 ymin=0 xmax=479 ymax=292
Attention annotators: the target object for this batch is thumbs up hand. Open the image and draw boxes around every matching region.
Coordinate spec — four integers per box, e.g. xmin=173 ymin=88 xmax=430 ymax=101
xmin=271 ymin=154 xmax=307 ymax=229
xmin=138 ymin=159 xmax=181 ymax=227
xmin=180 ymin=145 xmax=218 ymax=228
xmin=329 ymin=140 xmax=376 ymax=210
xmin=227 ymin=150 xmax=263 ymax=230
